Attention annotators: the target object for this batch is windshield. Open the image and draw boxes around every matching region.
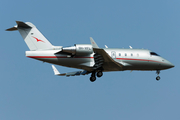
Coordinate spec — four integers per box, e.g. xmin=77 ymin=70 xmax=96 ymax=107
xmin=150 ymin=52 xmax=160 ymax=56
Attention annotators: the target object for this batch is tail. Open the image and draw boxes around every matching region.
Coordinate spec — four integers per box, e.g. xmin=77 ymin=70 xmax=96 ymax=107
xmin=6 ymin=21 xmax=53 ymax=51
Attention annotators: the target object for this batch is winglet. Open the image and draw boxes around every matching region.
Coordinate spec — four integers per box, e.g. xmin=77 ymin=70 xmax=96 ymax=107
xmin=52 ymin=65 xmax=60 ymax=75
xmin=90 ymin=37 xmax=99 ymax=48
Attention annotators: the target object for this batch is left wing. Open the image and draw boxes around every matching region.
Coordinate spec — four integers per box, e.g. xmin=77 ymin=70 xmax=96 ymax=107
xmin=52 ymin=65 xmax=89 ymax=77
xmin=90 ymin=37 xmax=124 ymax=71
xmin=93 ymin=48 xmax=124 ymax=71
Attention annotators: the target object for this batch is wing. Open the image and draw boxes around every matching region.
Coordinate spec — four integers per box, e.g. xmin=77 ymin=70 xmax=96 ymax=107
xmin=52 ymin=65 xmax=89 ymax=77
xmin=90 ymin=37 xmax=124 ymax=71
xmin=93 ymin=48 xmax=124 ymax=71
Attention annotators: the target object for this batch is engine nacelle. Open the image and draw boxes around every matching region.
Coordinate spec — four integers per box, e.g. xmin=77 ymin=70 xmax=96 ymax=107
xmin=62 ymin=44 xmax=93 ymax=55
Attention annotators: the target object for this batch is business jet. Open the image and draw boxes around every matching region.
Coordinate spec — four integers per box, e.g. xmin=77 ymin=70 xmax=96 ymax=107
xmin=6 ymin=21 xmax=174 ymax=82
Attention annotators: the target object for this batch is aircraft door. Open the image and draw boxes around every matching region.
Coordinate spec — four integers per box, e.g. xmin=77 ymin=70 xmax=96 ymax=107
xmin=111 ymin=51 xmax=116 ymax=59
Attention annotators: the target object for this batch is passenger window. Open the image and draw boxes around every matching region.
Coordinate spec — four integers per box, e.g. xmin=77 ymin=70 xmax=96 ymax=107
xmin=131 ymin=53 xmax=133 ymax=56
xmin=137 ymin=53 xmax=139 ymax=57
xmin=125 ymin=53 xmax=127 ymax=56
xmin=119 ymin=53 xmax=121 ymax=56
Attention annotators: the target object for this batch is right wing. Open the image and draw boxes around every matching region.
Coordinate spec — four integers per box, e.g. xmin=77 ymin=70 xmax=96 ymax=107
xmin=52 ymin=65 xmax=89 ymax=77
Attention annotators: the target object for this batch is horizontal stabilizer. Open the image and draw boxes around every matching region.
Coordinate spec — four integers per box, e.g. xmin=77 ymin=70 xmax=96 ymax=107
xmin=6 ymin=21 xmax=32 ymax=31
xmin=6 ymin=27 xmax=18 ymax=31
xmin=16 ymin=21 xmax=32 ymax=28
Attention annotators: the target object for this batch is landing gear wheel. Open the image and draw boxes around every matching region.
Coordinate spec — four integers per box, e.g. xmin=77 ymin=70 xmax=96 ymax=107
xmin=97 ymin=71 xmax=103 ymax=78
xmin=90 ymin=76 xmax=96 ymax=82
xmin=156 ymin=76 xmax=160 ymax=81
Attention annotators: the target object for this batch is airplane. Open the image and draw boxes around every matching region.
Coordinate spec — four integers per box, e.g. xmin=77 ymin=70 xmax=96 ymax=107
xmin=6 ymin=21 xmax=174 ymax=82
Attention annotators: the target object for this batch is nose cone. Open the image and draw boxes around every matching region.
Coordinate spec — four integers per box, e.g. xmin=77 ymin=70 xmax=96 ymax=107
xmin=163 ymin=60 xmax=174 ymax=69
xmin=167 ymin=62 xmax=174 ymax=68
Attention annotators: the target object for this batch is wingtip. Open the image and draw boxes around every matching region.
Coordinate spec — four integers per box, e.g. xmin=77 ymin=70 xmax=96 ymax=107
xmin=52 ymin=65 xmax=60 ymax=75
xmin=90 ymin=37 xmax=99 ymax=48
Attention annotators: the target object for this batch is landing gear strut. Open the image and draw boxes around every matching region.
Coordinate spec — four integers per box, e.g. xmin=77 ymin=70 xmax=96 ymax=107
xmin=156 ymin=70 xmax=160 ymax=81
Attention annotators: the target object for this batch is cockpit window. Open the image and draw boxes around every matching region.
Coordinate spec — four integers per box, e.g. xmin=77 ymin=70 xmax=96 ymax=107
xmin=150 ymin=52 xmax=160 ymax=56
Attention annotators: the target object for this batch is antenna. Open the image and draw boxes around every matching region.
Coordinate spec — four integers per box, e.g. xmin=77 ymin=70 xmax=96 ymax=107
xmin=129 ymin=46 xmax=133 ymax=49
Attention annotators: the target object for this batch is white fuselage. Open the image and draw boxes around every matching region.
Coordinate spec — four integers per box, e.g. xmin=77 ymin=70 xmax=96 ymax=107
xmin=26 ymin=48 xmax=174 ymax=72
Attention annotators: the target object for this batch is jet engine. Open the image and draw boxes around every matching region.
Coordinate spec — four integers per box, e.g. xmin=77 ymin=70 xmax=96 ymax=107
xmin=62 ymin=44 xmax=93 ymax=55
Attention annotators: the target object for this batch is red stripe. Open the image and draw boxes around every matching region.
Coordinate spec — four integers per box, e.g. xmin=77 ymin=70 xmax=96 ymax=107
xmin=27 ymin=56 xmax=94 ymax=59
xmin=116 ymin=58 xmax=149 ymax=61
xmin=27 ymin=56 xmax=162 ymax=63
xmin=116 ymin=58 xmax=162 ymax=63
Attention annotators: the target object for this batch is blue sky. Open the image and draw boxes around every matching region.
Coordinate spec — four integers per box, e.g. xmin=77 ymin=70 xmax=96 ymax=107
xmin=0 ymin=0 xmax=179 ymax=120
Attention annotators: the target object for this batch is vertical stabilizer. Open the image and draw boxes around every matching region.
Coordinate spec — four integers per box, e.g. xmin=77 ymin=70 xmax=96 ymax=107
xmin=6 ymin=21 xmax=53 ymax=51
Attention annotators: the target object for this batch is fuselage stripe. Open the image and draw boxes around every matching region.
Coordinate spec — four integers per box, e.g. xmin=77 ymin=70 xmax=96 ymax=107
xmin=116 ymin=58 xmax=163 ymax=63
xmin=27 ymin=56 xmax=163 ymax=64
xmin=27 ymin=56 xmax=94 ymax=59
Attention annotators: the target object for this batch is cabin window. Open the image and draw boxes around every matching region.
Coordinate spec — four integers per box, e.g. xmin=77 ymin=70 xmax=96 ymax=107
xmin=137 ymin=53 xmax=139 ymax=57
xmin=125 ymin=53 xmax=127 ymax=56
xmin=131 ymin=53 xmax=133 ymax=56
xmin=119 ymin=53 xmax=121 ymax=56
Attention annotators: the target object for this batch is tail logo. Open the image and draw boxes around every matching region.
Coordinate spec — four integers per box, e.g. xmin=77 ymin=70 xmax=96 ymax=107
xmin=32 ymin=36 xmax=45 ymax=43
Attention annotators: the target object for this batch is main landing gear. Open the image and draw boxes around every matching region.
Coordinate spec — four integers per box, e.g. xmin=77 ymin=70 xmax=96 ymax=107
xmin=90 ymin=71 xmax=103 ymax=82
xmin=156 ymin=70 xmax=160 ymax=81
xmin=90 ymin=71 xmax=96 ymax=82
xmin=97 ymin=71 xmax=103 ymax=78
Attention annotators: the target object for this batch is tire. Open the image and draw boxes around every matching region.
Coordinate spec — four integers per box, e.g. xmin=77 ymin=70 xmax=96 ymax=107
xmin=156 ymin=76 xmax=160 ymax=81
xmin=97 ymin=71 xmax=103 ymax=78
xmin=90 ymin=76 xmax=96 ymax=82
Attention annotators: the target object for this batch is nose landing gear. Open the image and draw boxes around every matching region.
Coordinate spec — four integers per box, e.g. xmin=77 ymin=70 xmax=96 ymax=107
xmin=156 ymin=76 xmax=160 ymax=80
xmin=156 ymin=70 xmax=160 ymax=81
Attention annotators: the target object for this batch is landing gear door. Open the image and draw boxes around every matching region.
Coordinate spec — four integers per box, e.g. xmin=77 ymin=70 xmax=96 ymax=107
xmin=111 ymin=51 xmax=116 ymax=59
